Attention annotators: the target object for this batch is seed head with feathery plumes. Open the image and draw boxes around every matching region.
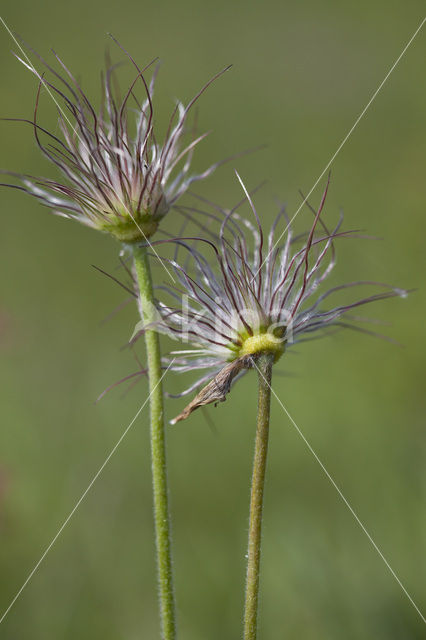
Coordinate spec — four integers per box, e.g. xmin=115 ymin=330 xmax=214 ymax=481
xmin=134 ymin=174 xmax=408 ymax=423
xmin=1 ymin=38 xmax=230 ymax=242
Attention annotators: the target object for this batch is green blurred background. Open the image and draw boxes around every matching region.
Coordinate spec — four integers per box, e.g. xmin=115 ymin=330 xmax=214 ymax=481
xmin=0 ymin=1 xmax=425 ymax=638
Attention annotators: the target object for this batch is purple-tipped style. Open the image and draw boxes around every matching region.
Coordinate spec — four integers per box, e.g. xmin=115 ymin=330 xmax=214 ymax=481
xmin=142 ymin=176 xmax=407 ymax=422
xmin=2 ymin=41 xmax=229 ymax=242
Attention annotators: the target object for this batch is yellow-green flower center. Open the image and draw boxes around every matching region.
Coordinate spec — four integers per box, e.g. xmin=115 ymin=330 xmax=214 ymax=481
xmin=99 ymin=213 xmax=159 ymax=242
xmin=239 ymin=332 xmax=285 ymax=362
xmin=97 ymin=194 xmax=170 ymax=242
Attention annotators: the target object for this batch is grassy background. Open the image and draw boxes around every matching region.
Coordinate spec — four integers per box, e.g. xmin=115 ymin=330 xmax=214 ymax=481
xmin=0 ymin=1 xmax=425 ymax=638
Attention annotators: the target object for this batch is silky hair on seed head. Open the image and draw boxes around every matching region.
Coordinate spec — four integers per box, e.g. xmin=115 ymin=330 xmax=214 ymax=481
xmin=140 ymin=174 xmax=408 ymax=422
xmin=1 ymin=37 xmax=231 ymax=242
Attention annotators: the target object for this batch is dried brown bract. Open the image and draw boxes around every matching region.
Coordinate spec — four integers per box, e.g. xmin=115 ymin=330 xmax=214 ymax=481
xmin=170 ymin=354 xmax=254 ymax=424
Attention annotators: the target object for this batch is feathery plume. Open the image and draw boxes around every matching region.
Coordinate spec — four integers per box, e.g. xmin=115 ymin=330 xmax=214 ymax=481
xmin=139 ymin=176 xmax=408 ymax=422
xmin=2 ymin=40 xmax=230 ymax=242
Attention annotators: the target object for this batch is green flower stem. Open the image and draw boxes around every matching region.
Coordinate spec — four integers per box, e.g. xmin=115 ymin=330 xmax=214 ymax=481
xmin=244 ymin=353 xmax=274 ymax=640
xmin=132 ymin=244 xmax=176 ymax=640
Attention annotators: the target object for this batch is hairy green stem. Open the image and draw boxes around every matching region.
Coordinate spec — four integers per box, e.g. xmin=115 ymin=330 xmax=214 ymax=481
xmin=132 ymin=244 xmax=176 ymax=640
xmin=244 ymin=353 xmax=274 ymax=640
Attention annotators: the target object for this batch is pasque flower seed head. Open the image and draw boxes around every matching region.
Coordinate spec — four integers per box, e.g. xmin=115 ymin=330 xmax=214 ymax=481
xmin=139 ymin=175 xmax=408 ymax=422
xmin=2 ymin=39 xmax=229 ymax=242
